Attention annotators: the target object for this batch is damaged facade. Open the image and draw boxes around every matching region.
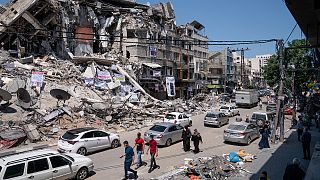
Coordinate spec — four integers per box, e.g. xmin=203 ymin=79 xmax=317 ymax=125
xmin=0 ymin=0 xmax=213 ymax=148
xmin=0 ymin=0 xmax=209 ymax=100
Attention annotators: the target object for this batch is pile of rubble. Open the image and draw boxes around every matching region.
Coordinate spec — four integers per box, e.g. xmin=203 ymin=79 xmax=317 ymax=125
xmin=156 ymin=150 xmax=256 ymax=180
xmin=0 ymin=51 xmax=213 ymax=148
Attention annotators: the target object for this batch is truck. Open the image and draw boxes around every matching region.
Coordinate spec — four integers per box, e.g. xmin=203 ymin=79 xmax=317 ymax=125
xmin=235 ymin=89 xmax=259 ymax=108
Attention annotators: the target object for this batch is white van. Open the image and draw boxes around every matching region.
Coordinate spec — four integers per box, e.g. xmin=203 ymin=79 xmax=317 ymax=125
xmin=250 ymin=112 xmax=275 ymax=127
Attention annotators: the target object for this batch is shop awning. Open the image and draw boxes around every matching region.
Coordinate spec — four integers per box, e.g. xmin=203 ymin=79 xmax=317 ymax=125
xmin=207 ymin=84 xmax=222 ymax=89
xmin=142 ymin=62 xmax=162 ymax=69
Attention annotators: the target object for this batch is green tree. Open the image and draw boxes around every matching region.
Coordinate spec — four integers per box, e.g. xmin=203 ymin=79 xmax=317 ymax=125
xmin=263 ymin=39 xmax=313 ymax=91
xmin=263 ymin=55 xmax=279 ymax=87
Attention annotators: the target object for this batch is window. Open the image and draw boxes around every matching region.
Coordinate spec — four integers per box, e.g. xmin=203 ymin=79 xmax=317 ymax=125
xmin=149 ymin=125 xmax=166 ymax=132
xmin=27 ymin=158 xmax=49 ymax=174
xmin=176 ymin=125 xmax=183 ymax=130
xmin=183 ymin=114 xmax=188 ymax=119
xmin=50 ymin=156 xmax=70 ymax=168
xmin=62 ymin=132 xmax=78 ymax=140
xmin=168 ymin=126 xmax=177 ymax=132
xmin=4 ymin=163 xmax=25 ymax=179
xmin=178 ymin=115 xmax=183 ymax=119
xmin=81 ymin=131 xmax=94 ymax=139
xmin=94 ymin=131 xmax=109 ymax=137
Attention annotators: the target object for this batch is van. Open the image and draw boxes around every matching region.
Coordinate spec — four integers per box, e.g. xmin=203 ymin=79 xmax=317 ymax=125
xmin=250 ymin=111 xmax=275 ymax=127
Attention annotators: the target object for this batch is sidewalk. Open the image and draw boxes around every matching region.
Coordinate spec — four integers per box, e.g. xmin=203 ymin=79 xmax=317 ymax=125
xmin=246 ymin=120 xmax=320 ymax=180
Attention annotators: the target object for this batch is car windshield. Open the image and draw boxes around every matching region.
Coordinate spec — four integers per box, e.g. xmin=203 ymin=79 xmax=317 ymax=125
xmin=150 ymin=125 xmax=167 ymax=132
xmin=206 ymin=113 xmax=218 ymax=118
xmin=228 ymin=124 xmax=246 ymax=130
xmin=252 ymin=114 xmax=266 ymax=120
xmin=64 ymin=154 xmax=75 ymax=162
xmin=62 ymin=132 xmax=78 ymax=140
xmin=220 ymin=106 xmax=229 ymax=110
xmin=165 ymin=114 xmax=176 ymax=119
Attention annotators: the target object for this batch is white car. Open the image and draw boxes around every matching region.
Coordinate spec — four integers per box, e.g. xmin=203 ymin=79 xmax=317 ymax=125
xmin=219 ymin=105 xmax=240 ymax=117
xmin=58 ymin=127 xmax=120 ymax=155
xmin=0 ymin=147 xmax=94 ymax=180
xmin=163 ymin=112 xmax=192 ymax=127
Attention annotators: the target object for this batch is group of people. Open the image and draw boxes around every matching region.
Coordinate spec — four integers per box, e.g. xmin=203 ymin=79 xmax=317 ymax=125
xmin=182 ymin=126 xmax=203 ymax=153
xmin=120 ymin=126 xmax=203 ymax=179
xmin=120 ymin=132 xmax=159 ymax=180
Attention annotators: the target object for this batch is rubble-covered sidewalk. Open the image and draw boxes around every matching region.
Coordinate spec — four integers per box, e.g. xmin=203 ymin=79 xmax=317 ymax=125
xmin=156 ymin=149 xmax=256 ymax=180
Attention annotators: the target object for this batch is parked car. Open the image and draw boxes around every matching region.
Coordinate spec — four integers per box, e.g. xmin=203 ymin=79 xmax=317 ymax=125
xmin=266 ymin=102 xmax=277 ymax=112
xmin=163 ymin=112 xmax=192 ymax=127
xmin=223 ymin=122 xmax=260 ymax=145
xmin=219 ymin=105 xmax=240 ymax=117
xmin=284 ymin=106 xmax=294 ymax=115
xmin=0 ymin=147 xmax=94 ymax=180
xmin=144 ymin=122 xmax=183 ymax=146
xmin=204 ymin=112 xmax=229 ymax=127
xmin=250 ymin=112 xmax=275 ymax=127
xmin=58 ymin=127 xmax=120 ymax=155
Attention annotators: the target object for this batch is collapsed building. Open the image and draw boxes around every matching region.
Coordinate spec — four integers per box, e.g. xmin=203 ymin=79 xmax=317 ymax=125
xmin=0 ymin=0 xmax=213 ymax=148
xmin=0 ymin=0 xmax=210 ymax=100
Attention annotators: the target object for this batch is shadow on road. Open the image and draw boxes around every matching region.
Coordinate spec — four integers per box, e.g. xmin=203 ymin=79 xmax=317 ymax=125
xmin=249 ymin=129 xmax=318 ymax=180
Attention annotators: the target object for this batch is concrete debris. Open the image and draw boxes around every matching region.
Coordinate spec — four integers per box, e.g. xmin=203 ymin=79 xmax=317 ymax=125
xmin=0 ymin=0 xmax=212 ymax=148
xmin=157 ymin=154 xmax=255 ymax=180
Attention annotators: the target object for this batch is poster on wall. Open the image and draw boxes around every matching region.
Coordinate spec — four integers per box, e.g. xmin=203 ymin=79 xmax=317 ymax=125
xmin=150 ymin=46 xmax=157 ymax=58
xmin=166 ymin=76 xmax=176 ymax=97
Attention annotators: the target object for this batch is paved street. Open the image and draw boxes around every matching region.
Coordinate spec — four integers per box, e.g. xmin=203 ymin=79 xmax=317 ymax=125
xmin=87 ymin=105 xmax=274 ymax=180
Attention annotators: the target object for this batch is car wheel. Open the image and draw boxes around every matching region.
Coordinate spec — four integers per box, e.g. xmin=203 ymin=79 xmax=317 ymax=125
xmin=111 ymin=139 xmax=120 ymax=148
xmin=247 ymin=137 xmax=252 ymax=145
xmin=77 ymin=147 xmax=87 ymax=156
xmin=165 ymin=138 xmax=172 ymax=147
xmin=76 ymin=167 xmax=89 ymax=180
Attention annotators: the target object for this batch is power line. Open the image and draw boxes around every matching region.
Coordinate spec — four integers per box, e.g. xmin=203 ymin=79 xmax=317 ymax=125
xmin=285 ymin=23 xmax=297 ymax=44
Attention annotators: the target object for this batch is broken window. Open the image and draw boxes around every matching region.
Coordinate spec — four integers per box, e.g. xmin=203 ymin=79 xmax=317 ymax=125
xmin=127 ymin=29 xmax=148 ymax=38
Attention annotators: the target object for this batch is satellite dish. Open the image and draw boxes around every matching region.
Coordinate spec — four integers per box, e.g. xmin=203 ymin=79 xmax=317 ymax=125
xmin=50 ymin=89 xmax=71 ymax=101
xmin=17 ymin=88 xmax=32 ymax=109
xmin=0 ymin=88 xmax=12 ymax=102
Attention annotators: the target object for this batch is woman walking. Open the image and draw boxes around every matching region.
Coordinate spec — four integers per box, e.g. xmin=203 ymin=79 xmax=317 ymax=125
xmin=182 ymin=125 xmax=191 ymax=151
xmin=191 ymin=129 xmax=203 ymax=153
xmin=258 ymin=127 xmax=270 ymax=149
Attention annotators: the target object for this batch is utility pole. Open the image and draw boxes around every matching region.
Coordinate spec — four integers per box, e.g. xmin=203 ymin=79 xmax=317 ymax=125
xmin=271 ymin=39 xmax=285 ymax=143
xmin=230 ymin=48 xmax=250 ymax=88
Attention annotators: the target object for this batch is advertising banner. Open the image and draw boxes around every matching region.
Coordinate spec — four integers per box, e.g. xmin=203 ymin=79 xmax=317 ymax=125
xmin=31 ymin=71 xmax=45 ymax=87
xmin=166 ymin=76 xmax=176 ymax=97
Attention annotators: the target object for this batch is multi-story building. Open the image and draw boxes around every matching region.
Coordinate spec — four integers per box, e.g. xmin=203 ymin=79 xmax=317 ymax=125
xmin=122 ymin=4 xmax=209 ymax=99
xmin=207 ymin=49 xmax=235 ymax=93
xmin=249 ymin=54 xmax=272 ymax=88
xmin=233 ymin=52 xmax=251 ymax=89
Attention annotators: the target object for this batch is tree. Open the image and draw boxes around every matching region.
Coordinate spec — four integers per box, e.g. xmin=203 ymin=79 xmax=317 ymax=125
xmin=263 ymin=39 xmax=313 ymax=91
xmin=263 ymin=55 xmax=279 ymax=87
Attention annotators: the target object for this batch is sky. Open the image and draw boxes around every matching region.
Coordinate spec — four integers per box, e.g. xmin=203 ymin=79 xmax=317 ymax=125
xmin=137 ymin=0 xmax=302 ymax=58
xmin=0 ymin=0 xmax=303 ymax=58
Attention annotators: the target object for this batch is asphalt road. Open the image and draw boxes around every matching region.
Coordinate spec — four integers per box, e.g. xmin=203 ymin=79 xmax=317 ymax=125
xmin=87 ymin=105 xmax=265 ymax=180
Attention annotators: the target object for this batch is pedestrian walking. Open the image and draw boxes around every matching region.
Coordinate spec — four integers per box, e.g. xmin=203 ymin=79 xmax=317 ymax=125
xmin=120 ymin=141 xmax=138 ymax=180
xmin=259 ymin=100 xmax=263 ymax=110
xmin=235 ymin=114 xmax=242 ymax=122
xmin=283 ymin=158 xmax=305 ymax=180
xmin=301 ymin=128 xmax=311 ymax=160
xmin=297 ymin=120 xmax=303 ymax=141
xmin=181 ymin=125 xmax=191 ymax=151
xmin=146 ymin=135 xmax=159 ymax=173
xmin=258 ymin=127 xmax=270 ymax=149
xmin=191 ymin=129 xmax=203 ymax=154
xmin=133 ymin=132 xmax=144 ymax=169
xmin=245 ymin=114 xmax=250 ymax=123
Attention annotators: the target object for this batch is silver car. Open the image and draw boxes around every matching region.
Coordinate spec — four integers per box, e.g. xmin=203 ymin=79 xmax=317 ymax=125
xmin=144 ymin=123 xmax=183 ymax=146
xmin=204 ymin=112 xmax=229 ymax=127
xmin=223 ymin=122 xmax=260 ymax=145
